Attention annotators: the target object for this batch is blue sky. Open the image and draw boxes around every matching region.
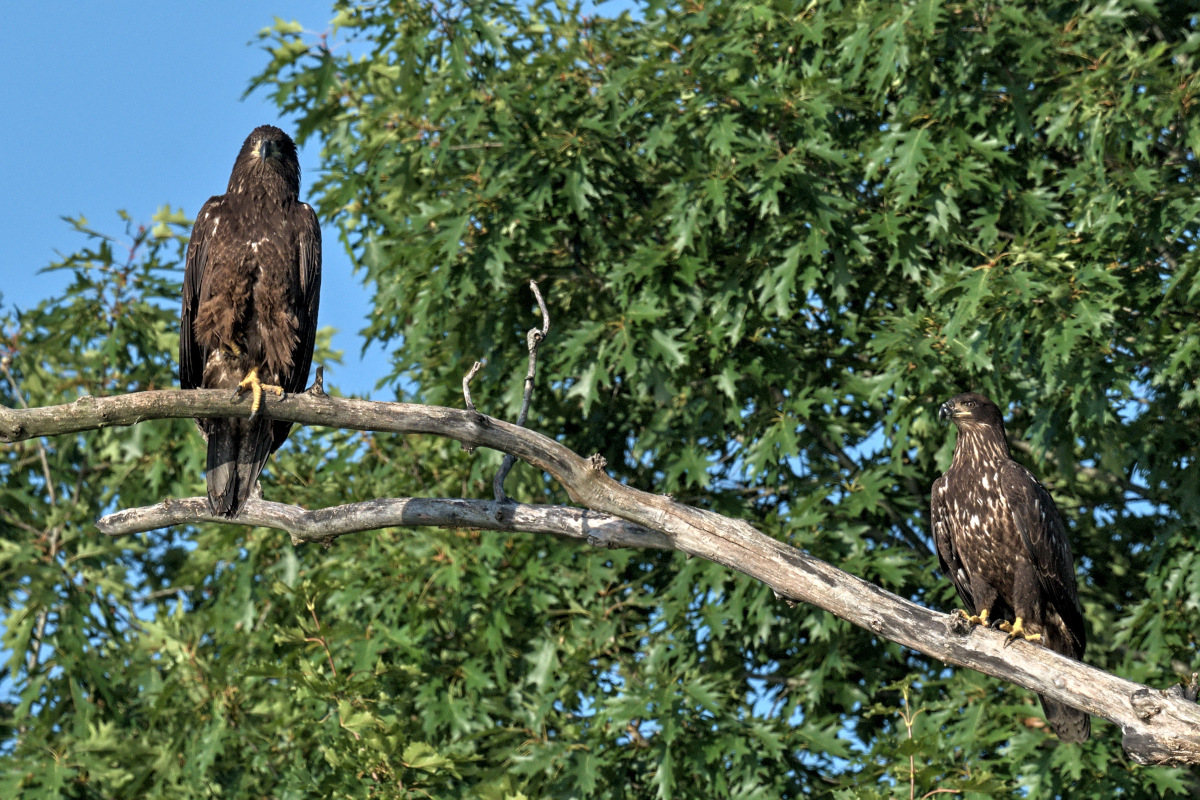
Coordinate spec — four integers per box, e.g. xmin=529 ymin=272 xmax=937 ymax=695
xmin=0 ymin=2 xmax=389 ymax=397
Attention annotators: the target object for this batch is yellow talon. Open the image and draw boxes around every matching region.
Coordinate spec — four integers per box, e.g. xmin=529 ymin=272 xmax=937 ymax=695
xmin=999 ymin=616 xmax=1043 ymax=647
xmin=233 ymin=367 xmax=285 ymax=418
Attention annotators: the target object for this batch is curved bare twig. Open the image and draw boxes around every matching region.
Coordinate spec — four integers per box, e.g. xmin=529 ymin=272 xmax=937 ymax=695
xmin=494 ymin=279 xmax=551 ymax=501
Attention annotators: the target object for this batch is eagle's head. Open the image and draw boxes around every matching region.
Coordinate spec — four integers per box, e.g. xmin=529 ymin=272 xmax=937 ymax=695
xmin=247 ymin=125 xmax=294 ymax=163
xmin=228 ymin=125 xmax=301 ymax=198
xmin=937 ymin=392 xmax=1004 ymax=428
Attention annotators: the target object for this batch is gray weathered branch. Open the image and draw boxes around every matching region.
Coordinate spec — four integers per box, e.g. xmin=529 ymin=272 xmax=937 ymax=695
xmin=97 ymin=495 xmax=672 ymax=552
xmin=2 ymin=389 xmax=1198 ymax=766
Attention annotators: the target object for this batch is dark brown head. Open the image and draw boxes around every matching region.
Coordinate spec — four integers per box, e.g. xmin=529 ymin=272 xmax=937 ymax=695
xmin=938 ymin=393 xmax=1009 ymax=457
xmin=937 ymin=392 xmax=1005 ymax=429
xmin=227 ymin=125 xmax=301 ymax=199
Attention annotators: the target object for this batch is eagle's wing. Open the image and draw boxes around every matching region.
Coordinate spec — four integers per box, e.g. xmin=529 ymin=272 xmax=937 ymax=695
xmin=1006 ymin=463 xmax=1087 ymax=652
xmin=291 ymin=203 xmax=321 ymax=393
xmin=268 ymin=202 xmax=322 ymax=454
xmin=296 ymin=202 xmax=322 ymax=391
xmin=285 ymin=202 xmax=321 ymax=395
xmin=931 ymin=475 xmax=975 ymax=612
xmin=180 ymin=196 xmax=223 ymax=390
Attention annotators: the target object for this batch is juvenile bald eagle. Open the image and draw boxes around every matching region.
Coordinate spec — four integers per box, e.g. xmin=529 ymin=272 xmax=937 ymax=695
xmin=931 ymin=393 xmax=1089 ymax=743
xmin=180 ymin=125 xmax=321 ymax=517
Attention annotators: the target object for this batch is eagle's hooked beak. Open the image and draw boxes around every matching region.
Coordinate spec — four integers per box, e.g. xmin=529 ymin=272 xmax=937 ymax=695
xmin=938 ymin=399 xmax=960 ymax=423
xmin=257 ymin=138 xmax=280 ymax=161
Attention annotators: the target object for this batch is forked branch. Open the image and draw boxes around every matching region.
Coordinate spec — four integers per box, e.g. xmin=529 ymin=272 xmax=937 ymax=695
xmin=494 ymin=279 xmax=550 ymax=501
xmin=2 ymin=389 xmax=1198 ymax=766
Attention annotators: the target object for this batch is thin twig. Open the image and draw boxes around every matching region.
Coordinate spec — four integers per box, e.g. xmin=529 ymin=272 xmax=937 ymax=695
xmin=144 ymin=586 xmax=195 ymax=600
xmin=305 ymin=596 xmax=338 ymax=678
xmin=0 ymin=508 xmax=44 ymax=536
xmin=445 ymin=141 xmax=504 ymax=151
xmin=461 ymin=360 xmax=484 ymax=453
xmin=495 ymin=280 xmax=550 ymax=501
xmin=462 ymin=361 xmax=484 ymax=413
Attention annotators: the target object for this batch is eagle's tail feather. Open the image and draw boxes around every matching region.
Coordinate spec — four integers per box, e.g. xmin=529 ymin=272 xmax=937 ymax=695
xmin=1040 ymin=695 xmax=1090 ymax=743
xmin=206 ymin=422 xmax=239 ymax=517
xmin=206 ymin=418 xmax=274 ymax=518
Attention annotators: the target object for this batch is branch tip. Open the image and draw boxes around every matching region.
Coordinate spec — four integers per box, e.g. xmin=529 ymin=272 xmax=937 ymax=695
xmin=529 ymin=279 xmax=550 ymax=336
xmin=462 ymin=361 xmax=483 ymax=412
xmin=494 ymin=281 xmax=552 ymax=502
xmin=461 ymin=361 xmax=484 ymax=452
xmin=307 ymin=366 xmax=326 ymax=396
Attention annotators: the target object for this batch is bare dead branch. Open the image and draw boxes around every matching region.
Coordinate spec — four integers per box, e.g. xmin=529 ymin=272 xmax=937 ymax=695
xmin=529 ymin=279 xmax=551 ymax=339
xmin=309 ymin=365 xmax=325 ymax=396
xmin=3 ymin=389 xmax=1199 ymax=766
xmin=461 ymin=360 xmax=484 ymax=455
xmin=97 ymin=495 xmax=672 ymax=551
xmin=494 ymin=279 xmax=550 ymax=501
xmin=462 ymin=361 xmax=483 ymax=413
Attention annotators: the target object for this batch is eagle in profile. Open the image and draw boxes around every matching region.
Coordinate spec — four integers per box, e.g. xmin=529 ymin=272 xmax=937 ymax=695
xmin=180 ymin=125 xmax=321 ymax=517
xmin=931 ymin=393 xmax=1089 ymax=743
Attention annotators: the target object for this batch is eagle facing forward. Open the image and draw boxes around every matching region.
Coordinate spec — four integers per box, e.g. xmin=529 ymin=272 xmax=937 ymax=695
xmin=931 ymin=393 xmax=1089 ymax=743
xmin=180 ymin=125 xmax=321 ymax=517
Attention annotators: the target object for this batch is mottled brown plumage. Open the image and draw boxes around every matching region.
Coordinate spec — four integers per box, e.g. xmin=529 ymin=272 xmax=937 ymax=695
xmin=180 ymin=125 xmax=321 ymax=517
xmin=931 ymin=393 xmax=1090 ymax=743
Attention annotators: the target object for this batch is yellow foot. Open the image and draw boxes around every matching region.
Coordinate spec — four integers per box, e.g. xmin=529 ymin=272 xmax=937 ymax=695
xmin=999 ymin=616 xmax=1043 ymax=648
xmin=232 ymin=367 xmax=285 ymax=418
xmin=222 ymin=342 xmax=244 ymax=358
xmin=953 ymin=608 xmax=991 ymax=628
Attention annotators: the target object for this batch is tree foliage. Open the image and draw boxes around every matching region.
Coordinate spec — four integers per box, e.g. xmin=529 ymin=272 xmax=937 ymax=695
xmin=2 ymin=1 xmax=1199 ymax=797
